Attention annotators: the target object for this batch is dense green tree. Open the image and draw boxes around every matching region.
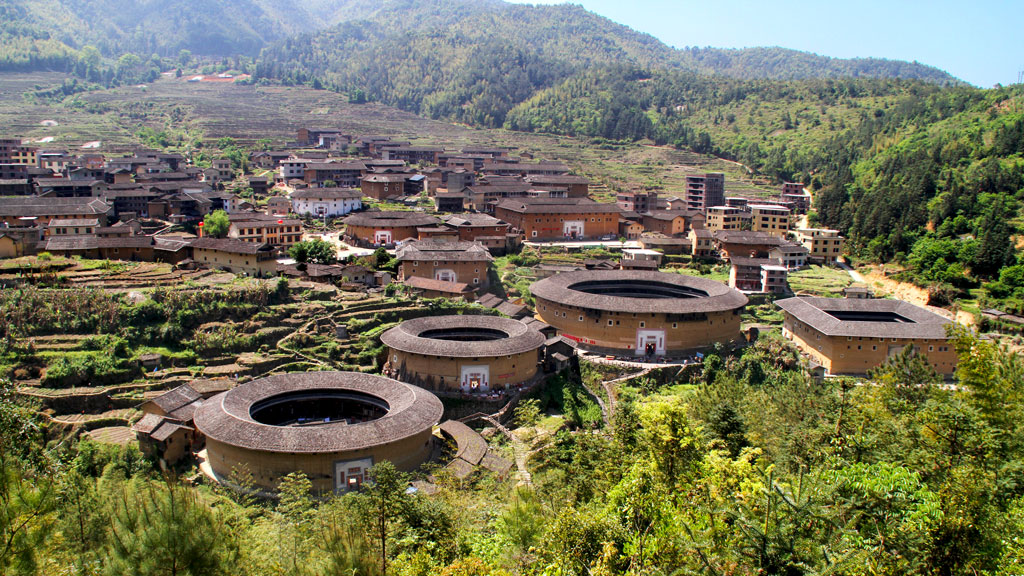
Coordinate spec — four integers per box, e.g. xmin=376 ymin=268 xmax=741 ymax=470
xmin=104 ymin=479 xmax=239 ymax=576
xmin=289 ymin=239 xmax=338 ymax=265
xmin=201 ymin=209 xmax=230 ymax=238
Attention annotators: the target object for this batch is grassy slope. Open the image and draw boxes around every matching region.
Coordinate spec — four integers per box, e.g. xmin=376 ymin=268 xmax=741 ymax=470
xmin=0 ymin=71 xmax=777 ymax=200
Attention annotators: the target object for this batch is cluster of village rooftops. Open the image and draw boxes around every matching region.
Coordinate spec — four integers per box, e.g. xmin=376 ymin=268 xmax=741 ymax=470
xmin=0 ymin=129 xmax=956 ymax=379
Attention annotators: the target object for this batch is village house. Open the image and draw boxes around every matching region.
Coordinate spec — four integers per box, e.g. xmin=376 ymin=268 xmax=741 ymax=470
xmin=361 ymin=174 xmax=407 ymax=200
xmin=750 ymin=204 xmax=792 ymax=237
xmin=524 ymin=174 xmax=591 ymax=198
xmin=439 ymin=213 xmax=512 ymax=252
xmin=341 ymin=211 xmax=441 ymax=246
xmin=304 ymin=161 xmax=367 ymax=188
xmin=290 ymin=188 xmax=363 ymax=218
xmin=729 ymin=257 xmax=790 ymax=294
xmin=620 ymin=248 xmax=663 ymax=270
xmin=0 ymin=197 xmax=112 ymax=228
xmin=776 ymin=297 xmax=958 ymax=376
xmin=705 ymin=205 xmax=744 ymax=232
xmin=225 ymin=214 xmax=303 ymax=247
xmin=396 ymin=240 xmax=493 ymax=293
xmin=793 ymin=228 xmax=845 ymax=264
xmin=190 ymin=237 xmax=279 ymax=277
xmin=618 ymin=217 xmax=644 ymax=240
xmin=688 ymin=227 xmax=716 ymax=259
xmin=266 ymin=196 xmax=291 ymax=216
xmin=714 ymin=230 xmax=787 ymax=260
xmin=44 ymin=235 xmax=158 ymax=262
xmin=641 ymin=210 xmax=705 ymax=237
xmin=133 ymin=384 xmax=204 ymax=465
xmin=494 ymin=198 xmax=621 ymax=241
xmin=434 ymin=192 xmax=467 ymax=213
xmin=47 ymin=218 xmax=99 ymax=237
xmin=770 ymin=242 xmax=810 ymax=270
xmin=380 ymin=145 xmax=445 ymax=165
xmin=616 ymin=190 xmax=661 ymax=213
xmin=0 ymin=226 xmax=42 ymax=258
xmin=482 ymin=161 xmax=570 ymax=177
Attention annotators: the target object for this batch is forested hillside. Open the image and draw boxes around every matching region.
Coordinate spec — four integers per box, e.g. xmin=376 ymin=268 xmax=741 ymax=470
xmin=505 ymin=66 xmax=1024 ymax=303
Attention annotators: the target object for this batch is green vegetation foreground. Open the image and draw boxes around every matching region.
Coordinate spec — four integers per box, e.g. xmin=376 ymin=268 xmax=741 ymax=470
xmin=3 ymin=328 xmax=1024 ymax=575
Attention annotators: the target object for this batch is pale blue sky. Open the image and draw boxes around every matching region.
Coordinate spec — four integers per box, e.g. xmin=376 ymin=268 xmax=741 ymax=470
xmin=507 ymin=0 xmax=1023 ymax=87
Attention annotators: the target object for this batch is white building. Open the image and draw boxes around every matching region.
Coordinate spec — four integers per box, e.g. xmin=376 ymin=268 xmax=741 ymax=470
xmin=290 ymin=188 xmax=363 ymax=218
xmin=279 ymin=158 xmax=309 ymax=181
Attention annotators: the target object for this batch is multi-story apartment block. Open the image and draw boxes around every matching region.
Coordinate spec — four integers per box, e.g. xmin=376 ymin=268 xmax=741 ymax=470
xmin=750 ymin=204 xmax=792 ymax=237
xmin=684 ymin=173 xmax=725 ymax=211
xmin=705 ymin=206 xmax=744 ymax=232
xmin=793 ymin=228 xmax=845 ymax=264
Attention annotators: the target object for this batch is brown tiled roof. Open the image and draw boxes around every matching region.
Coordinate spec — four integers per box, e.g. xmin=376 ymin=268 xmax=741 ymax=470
xmin=304 ymin=162 xmax=366 ymax=171
xmin=289 ymin=188 xmax=362 ymax=200
xmin=730 ymin=256 xmax=782 ymax=268
xmin=48 ymin=218 xmax=99 ymax=227
xmin=524 ymin=174 xmax=591 ymax=184
xmin=148 ymin=384 xmax=203 ymax=420
xmin=714 ymin=230 xmax=786 ymax=246
xmin=531 ymin=270 xmax=748 ymax=314
xmin=190 ymin=237 xmax=275 ymax=255
xmin=441 ymin=213 xmax=507 ymax=227
xmin=381 ymin=315 xmax=545 ymax=358
xmin=341 ymin=211 xmax=439 ymax=228
xmin=396 ymin=240 xmax=493 ymax=262
xmin=192 ymin=372 xmax=443 ymax=453
xmin=132 ymin=413 xmax=166 ymax=435
xmin=44 ymin=236 xmax=155 ymax=251
xmin=495 ymin=199 xmax=620 ymax=215
xmin=151 ymin=420 xmax=193 ymax=442
xmin=775 ymin=297 xmax=952 ymax=339
xmin=402 ymin=276 xmax=472 ymax=294
xmin=0 ymin=197 xmax=110 ymax=217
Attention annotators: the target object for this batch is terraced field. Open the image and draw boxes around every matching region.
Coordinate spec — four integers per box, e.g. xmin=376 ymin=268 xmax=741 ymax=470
xmin=0 ymin=71 xmax=778 ymax=199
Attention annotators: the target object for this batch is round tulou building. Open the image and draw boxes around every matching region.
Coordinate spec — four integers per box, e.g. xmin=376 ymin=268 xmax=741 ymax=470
xmin=530 ymin=270 xmax=748 ymax=357
xmin=380 ymin=315 xmax=546 ymax=393
xmin=193 ymin=371 xmax=443 ymax=494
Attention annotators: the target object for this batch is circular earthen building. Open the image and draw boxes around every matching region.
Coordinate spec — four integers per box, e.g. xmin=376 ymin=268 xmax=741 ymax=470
xmin=381 ymin=315 xmax=546 ymax=393
xmin=193 ymin=371 xmax=443 ymax=494
xmin=341 ymin=211 xmax=440 ymax=246
xmin=530 ymin=270 xmax=748 ymax=357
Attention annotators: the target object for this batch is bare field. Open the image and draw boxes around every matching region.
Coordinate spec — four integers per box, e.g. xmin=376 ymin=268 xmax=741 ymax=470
xmin=0 ymin=72 xmax=777 ymax=197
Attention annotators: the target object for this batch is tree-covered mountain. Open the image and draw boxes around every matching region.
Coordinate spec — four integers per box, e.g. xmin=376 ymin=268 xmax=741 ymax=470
xmin=1 ymin=0 xmax=959 ymax=82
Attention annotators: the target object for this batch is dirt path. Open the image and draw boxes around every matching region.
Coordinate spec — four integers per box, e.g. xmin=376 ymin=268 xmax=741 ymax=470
xmin=840 ymin=262 xmax=976 ymax=327
xmin=480 ymin=415 xmax=532 ymax=486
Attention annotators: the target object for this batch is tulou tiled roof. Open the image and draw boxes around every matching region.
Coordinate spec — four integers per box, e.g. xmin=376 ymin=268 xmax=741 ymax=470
xmin=193 ymin=372 xmax=443 ymax=454
xmin=148 ymin=383 xmax=203 ymax=420
xmin=531 ymin=270 xmax=748 ymax=315
xmin=341 ymin=211 xmax=440 ymax=228
xmin=190 ymin=237 xmax=275 ymax=255
xmin=290 ymin=188 xmax=362 ymax=200
xmin=380 ymin=315 xmax=546 ymax=358
xmin=775 ymin=297 xmax=952 ymax=339
xmin=396 ymin=240 xmax=493 ymax=262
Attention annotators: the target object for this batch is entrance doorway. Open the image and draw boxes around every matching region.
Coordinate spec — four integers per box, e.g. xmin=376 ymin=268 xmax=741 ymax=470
xmin=563 ymin=220 xmax=584 ymax=239
xmin=374 ymin=230 xmax=392 ymax=244
xmin=334 ymin=457 xmax=374 ymax=493
xmin=635 ymin=329 xmax=666 ymax=357
xmin=460 ymin=365 xmax=490 ymax=393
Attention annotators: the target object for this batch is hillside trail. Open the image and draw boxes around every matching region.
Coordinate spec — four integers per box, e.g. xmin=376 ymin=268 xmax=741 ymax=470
xmin=840 ymin=262 xmax=975 ymax=327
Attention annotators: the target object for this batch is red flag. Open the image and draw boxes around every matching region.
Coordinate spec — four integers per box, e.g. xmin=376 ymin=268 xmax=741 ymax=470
xmin=277 ymin=219 xmax=283 ymax=224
